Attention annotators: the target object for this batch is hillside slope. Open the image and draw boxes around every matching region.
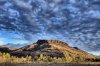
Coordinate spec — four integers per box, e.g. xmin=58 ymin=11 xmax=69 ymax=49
xmin=10 ymin=40 xmax=96 ymax=60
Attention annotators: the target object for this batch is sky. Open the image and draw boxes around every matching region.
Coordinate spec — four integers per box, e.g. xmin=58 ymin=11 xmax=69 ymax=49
xmin=0 ymin=0 xmax=100 ymax=55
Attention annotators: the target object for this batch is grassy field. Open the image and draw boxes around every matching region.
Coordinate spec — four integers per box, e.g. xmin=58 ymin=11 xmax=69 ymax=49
xmin=0 ymin=63 xmax=100 ymax=66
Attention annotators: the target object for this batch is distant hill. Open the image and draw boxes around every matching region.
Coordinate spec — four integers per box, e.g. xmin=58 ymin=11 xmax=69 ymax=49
xmin=2 ymin=43 xmax=27 ymax=48
xmin=0 ymin=40 xmax=96 ymax=60
xmin=0 ymin=46 xmax=17 ymax=53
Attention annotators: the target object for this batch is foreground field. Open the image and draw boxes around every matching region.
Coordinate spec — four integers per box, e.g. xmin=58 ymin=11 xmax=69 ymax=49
xmin=0 ymin=63 xmax=100 ymax=66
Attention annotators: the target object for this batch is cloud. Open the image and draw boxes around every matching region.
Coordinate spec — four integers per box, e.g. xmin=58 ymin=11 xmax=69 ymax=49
xmin=12 ymin=0 xmax=32 ymax=10
xmin=0 ymin=0 xmax=100 ymax=52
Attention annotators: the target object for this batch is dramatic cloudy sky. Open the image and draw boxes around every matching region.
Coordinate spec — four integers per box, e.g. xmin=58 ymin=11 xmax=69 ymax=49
xmin=0 ymin=0 xmax=100 ymax=55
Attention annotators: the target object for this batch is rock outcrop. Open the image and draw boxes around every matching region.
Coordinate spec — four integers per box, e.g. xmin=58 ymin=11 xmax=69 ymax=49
xmin=37 ymin=40 xmax=68 ymax=45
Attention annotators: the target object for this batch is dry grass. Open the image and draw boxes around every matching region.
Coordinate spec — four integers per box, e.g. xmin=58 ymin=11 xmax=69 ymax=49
xmin=0 ymin=63 xmax=100 ymax=66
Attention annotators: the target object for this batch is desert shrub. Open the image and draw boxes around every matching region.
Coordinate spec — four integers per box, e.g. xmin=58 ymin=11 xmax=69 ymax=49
xmin=78 ymin=54 xmax=85 ymax=62
xmin=36 ymin=54 xmax=49 ymax=62
xmin=0 ymin=53 xmax=33 ymax=63
xmin=33 ymin=54 xmax=68 ymax=63
xmin=26 ymin=55 xmax=33 ymax=63
xmin=63 ymin=51 xmax=73 ymax=63
xmin=52 ymin=57 xmax=63 ymax=63
xmin=73 ymin=54 xmax=85 ymax=63
xmin=2 ymin=53 xmax=10 ymax=58
xmin=0 ymin=52 xmax=86 ymax=63
xmin=2 ymin=53 xmax=11 ymax=62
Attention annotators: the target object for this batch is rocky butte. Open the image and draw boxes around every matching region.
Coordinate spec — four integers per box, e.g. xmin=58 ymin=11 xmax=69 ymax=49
xmin=0 ymin=40 xmax=96 ymax=61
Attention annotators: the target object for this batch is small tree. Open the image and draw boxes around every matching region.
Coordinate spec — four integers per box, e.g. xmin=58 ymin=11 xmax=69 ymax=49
xmin=2 ymin=53 xmax=10 ymax=58
xmin=2 ymin=53 xmax=10 ymax=62
xmin=37 ymin=54 xmax=49 ymax=62
xmin=63 ymin=51 xmax=73 ymax=63
xmin=26 ymin=55 xmax=32 ymax=63
xmin=74 ymin=54 xmax=85 ymax=63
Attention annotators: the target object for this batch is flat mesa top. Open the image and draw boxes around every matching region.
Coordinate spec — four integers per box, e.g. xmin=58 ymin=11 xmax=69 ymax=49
xmin=36 ymin=40 xmax=68 ymax=46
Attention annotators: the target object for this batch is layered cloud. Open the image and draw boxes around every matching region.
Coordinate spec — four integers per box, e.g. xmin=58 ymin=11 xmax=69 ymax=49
xmin=0 ymin=0 xmax=100 ymax=51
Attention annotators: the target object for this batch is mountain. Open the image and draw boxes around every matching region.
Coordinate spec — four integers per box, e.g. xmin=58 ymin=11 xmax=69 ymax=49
xmin=9 ymin=40 xmax=96 ymax=60
xmin=0 ymin=46 xmax=16 ymax=53
xmin=3 ymin=43 xmax=28 ymax=48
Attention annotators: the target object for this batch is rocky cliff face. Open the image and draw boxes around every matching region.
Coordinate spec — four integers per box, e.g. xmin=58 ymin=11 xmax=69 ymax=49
xmin=37 ymin=40 xmax=68 ymax=46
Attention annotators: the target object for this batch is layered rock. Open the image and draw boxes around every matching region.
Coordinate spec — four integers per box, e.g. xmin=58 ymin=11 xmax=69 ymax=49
xmin=0 ymin=40 xmax=96 ymax=59
xmin=10 ymin=40 xmax=96 ymax=59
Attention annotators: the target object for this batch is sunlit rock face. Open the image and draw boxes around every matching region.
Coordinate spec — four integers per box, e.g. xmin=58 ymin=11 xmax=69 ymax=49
xmin=0 ymin=0 xmax=100 ymax=51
